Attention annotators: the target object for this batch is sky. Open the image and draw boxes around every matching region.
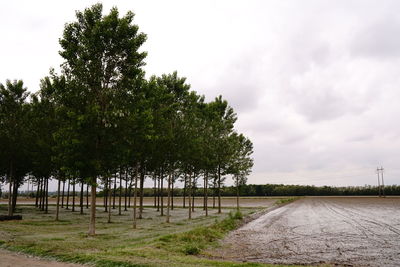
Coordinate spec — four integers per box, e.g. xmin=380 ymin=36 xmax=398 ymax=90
xmin=1 ymin=0 xmax=399 ymax=188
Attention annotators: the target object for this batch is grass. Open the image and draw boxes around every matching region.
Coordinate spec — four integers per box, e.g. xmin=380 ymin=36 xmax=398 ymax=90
xmin=0 ymin=198 xmax=303 ymax=267
xmin=275 ymin=197 xmax=300 ymax=205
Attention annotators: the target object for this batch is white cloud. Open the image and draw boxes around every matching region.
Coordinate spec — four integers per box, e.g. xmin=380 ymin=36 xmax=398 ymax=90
xmin=1 ymin=0 xmax=399 ymax=187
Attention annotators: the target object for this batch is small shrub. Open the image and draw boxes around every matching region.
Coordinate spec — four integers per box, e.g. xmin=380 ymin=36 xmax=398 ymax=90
xmin=183 ymin=245 xmax=200 ymax=255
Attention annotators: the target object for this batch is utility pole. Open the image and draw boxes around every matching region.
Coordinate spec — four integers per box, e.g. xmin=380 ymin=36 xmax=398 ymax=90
xmin=380 ymin=166 xmax=385 ymax=197
xmin=376 ymin=167 xmax=385 ymax=198
xmin=376 ymin=167 xmax=381 ymax=197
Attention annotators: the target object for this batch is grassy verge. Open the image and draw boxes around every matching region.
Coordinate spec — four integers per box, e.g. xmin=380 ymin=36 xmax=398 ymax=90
xmin=275 ymin=197 xmax=300 ymax=205
xmin=0 ymin=204 xmax=295 ymax=267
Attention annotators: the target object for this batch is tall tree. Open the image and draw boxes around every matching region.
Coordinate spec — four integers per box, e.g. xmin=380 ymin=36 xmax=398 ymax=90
xmin=56 ymin=4 xmax=147 ymax=235
xmin=0 ymin=80 xmax=31 ymax=216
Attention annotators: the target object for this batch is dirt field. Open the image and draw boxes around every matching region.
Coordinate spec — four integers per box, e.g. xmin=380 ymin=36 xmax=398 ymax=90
xmin=212 ymin=197 xmax=400 ymax=266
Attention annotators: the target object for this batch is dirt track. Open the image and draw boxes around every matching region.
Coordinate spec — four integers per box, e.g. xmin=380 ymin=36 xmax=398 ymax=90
xmin=0 ymin=249 xmax=84 ymax=267
xmin=212 ymin=197 xmax=400 ymax=266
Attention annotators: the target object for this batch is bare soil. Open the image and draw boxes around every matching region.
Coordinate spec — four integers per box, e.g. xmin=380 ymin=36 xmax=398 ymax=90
xmin=211 ymin=197 xmax=400 ymax=267
xmin=0 ymin=249 xmax=84 ymax=267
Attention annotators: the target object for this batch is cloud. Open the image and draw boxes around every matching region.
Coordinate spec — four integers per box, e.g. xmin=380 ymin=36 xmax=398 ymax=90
xmin=2 ymin=0 xmax=400 ymax=188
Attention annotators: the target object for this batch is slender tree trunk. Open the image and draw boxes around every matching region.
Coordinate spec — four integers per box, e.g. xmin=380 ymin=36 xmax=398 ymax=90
xmin=203 ymin=175 xmax=206 ymax=210
xmin=157 ymin=174 xmax=160 ymax=211
xmin=56 ymin=179 xmax=61 ymax=221
xmin=160 ymin=169 xmax=164 ymax=216
xmin=35 ymin=178 xmax=40 ymax=208
xmin=80 ymin=182 xmax=84 ymax=214
xmin=11 ymin=180 xmax=18 ymax=213
xmin=45 ymin=178 xmax=49 ymax=214
xmin=218 ymin=165 xmax=222 ymax=214
xmin=192 ymin=185 xmax=195 ymax=212
xmin=236 ymin=181 xmax=240 ymax=211
xmin=88 ymin=181 xmax=96 ymax=236
xmin=86 ymin=184 xmax=89 ymax=209
xmin=12 ymin=179 xmax=18 ymax=213
xmin=166 ymin=172 xmax=171 ymax=223
xmin=188 ymin=173 xmax=192 ymax=220
xmin=124 ymin=171 xmax=128 ymax=211
xmin=108 ymin=177 xmax=112 ymax=223
xmin=154 ymin=177 xmax=157 ymax=208
xmin=133 ymin=168 xmax=138 ymax=229
xmin=171 ymin=176 xmax=174 ymax=210
xmin=183 ymin=174 xmax=186 ymax=208
xmin=139 ymin=167 xmax=144 ymax=218
xmin=119 ymin=172 xmax=122 ymax=215
xmin=213 ymin=179 xmax=216 ymax=209
xmin=205 ymin=172 xmax=208 ymax=216
xmin=72 ymin=180 xmax=76 ymax=212
xmin=104 ymin=178 xmax=108 ymax=212
xmin=61 ymin=180 xmax=65 ymax=208
xmin=39 ymin=177 xmax=44 ymax=210
xmin=66 ymin=179 xmax=70 ymax=210
xmin=128 ymin=180 xmax=132 ymax=208
xmin=7 ymin=168 xmax=13 ymax=216
xmin=113 ymin=174 xmax=116 ymax=209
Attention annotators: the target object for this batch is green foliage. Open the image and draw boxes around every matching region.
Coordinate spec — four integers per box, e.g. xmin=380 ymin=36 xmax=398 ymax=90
xmin=156 ymin=210 xmax=243 ymax=255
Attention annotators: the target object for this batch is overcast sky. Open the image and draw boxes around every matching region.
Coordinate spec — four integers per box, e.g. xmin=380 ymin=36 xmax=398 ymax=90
xmin=1 ymin=0 xmax=399 ymax=187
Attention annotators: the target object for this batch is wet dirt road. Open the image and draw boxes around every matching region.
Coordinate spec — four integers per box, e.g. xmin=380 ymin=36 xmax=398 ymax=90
xmin=213 ymin=197 xmax=400 ymax=266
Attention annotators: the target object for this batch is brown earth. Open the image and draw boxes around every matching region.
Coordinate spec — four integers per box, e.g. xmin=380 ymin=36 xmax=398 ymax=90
xmin=210 ymin=197 xmax=400 ymax=267
xmin=0 ymin=249 xmax=84 ymax=267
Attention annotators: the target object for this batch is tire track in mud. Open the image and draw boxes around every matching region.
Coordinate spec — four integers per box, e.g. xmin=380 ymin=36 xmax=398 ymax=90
xmin=210 ymin=197 xmax=400 ymax=267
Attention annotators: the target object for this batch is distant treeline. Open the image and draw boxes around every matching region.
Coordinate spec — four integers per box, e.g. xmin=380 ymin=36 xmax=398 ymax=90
xmin=6 ymin=183 xmax=399 ymax=198
xmin=94 ymin=183 xmax=400 ymax=197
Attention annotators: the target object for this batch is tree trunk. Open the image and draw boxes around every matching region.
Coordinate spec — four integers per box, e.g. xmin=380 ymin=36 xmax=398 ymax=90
xmin=44 ymin=178 xmax=49 ymax=214
xmin=160 ymin=169 xmax=164 ymax=216
xmin=39 ymin=177 xmax=44 ymax=210
xmin=108 ymin=177 xmax=112 ymax=223
xmin=218 ymin=165 xmax=222 ymax=214
xmin=66 ymin=179 xmax=70 ymax=210
xmin=166 ymin=172 xmax=171 ymax=223
xmin=213 ymin=179 xmax=216 ymax=209
xmin=128 ymin=180 xmax=132 ymax=208
xmin=61 ymin=180 xmax=65 ymax=208
xmin=12 ymin=179 xmax=18 ymax=213
xmin=7 ymin=168 xmax=13 ymax=216
xmin=153 ymin=177 xmax=157 ymax=208
xmin=80 ymin=182 xmax=84 ymax=214
xmin=183 ymin=173 xmax=186 ymax=208
xmin=171 ymin=176 xmax=174 ymax=210
xmin=72 ymin=180 xmax=76 ymax=212
xmin=139 ymin=167 xmax=144 ymax=218
xmin=124 ymin=171 xmax=128 ymax=211
xmin=157 ymin=174 xmax=160 ymax=212
xmin=236 ymin=181 xmax=240 ymax=211
xmin=205 ymin=172 xmax=208 ymax=216
xmin=35 ymin=178 xmax=40 ymax=208
xmin=104 ymin=177 xmax=108 ymax=212
xmin=113 ymin=174 xmax=116 ymax=209
xmin=88 ymin=181 xmax=96 ymax=236
xmin=86 ymin=184 xmax=89 ymax=209
xmin=133 ymin=168 xmax=138 ymax=229
xmin=56 ymin=179 xmax=61 ymax=221
xmin=188 ymin=173 xmax=192 ymax=220
xmin=119 ymin=172 xmax=122 ymax=215
xmin=192 ymin=185 xmax=195 ymax=212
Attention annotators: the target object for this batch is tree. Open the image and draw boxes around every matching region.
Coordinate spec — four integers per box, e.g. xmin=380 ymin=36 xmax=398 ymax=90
xmin=0 ymin=80 xmax=31 ymax=216
xmin=228 ymin=133 xmax=254 ymax=210
xmin=56 ymin=4 xmax=147 ymax=235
